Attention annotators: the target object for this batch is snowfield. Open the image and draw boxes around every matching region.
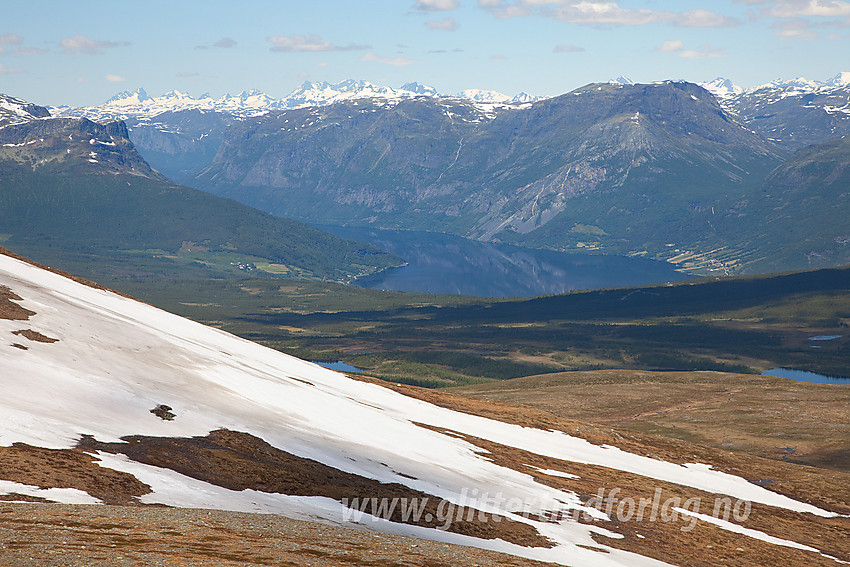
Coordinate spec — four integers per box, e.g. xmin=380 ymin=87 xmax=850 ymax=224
xmin=0 ymin=252 xmax=844 ymax=566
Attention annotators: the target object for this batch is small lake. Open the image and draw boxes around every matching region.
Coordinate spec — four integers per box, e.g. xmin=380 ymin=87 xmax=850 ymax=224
xmin=312 ymin=360 xmax=364 ymax=373
xmin=762 ymin=368 xmax=850 ymax=385
xmin=318 ymin=225 xmax=689 ymax=298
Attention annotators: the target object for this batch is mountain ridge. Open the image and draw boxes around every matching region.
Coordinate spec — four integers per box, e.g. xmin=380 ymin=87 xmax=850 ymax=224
xmin=50 ymin=79 xmax=544 ymax=122
xmin=189 ymin=80 xmax=790 ymax=273
xmin=0 ymin=92 xmax=403 ymax=283
xmin=47 ymin=72 xmax=850 ymax=125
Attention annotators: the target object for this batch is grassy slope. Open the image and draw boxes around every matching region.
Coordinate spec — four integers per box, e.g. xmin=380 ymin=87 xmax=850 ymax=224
xmin=450 ymin=369 xmax=850 ymax=472
xmin=0 ymin=165 xmax=401 ymax=282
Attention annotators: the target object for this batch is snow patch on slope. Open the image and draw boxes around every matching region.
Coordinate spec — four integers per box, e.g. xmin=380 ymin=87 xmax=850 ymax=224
xmin=0 ymin=252 xmax=842 ymax=565
xmin=0 ymin=480 xmax=102 ymax=504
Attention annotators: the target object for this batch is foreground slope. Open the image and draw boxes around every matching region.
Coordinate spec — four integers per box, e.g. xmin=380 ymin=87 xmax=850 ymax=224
xmin=0 ymin=504 xmax=554 ymax=567
xmin=0 ymin=249 xmax=848 ymax=566
xmin=0 ymin=93 xmax=401 ymax=282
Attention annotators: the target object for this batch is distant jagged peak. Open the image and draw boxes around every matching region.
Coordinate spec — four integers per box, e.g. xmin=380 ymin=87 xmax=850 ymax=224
xmin=609 ymin=75 xmax=635 ymax=86
xmin=51 ymin=79 xmax=544 ymax=121
xmin=511 ymin=91 xmax=545 ymax=103
xmin=234 ymin=89 xmax=265 ymax=98
xmin=454 ymin=88 xmax=511 ymax=103
xmin=105 ymin=88 xmax=150 ymax=105
xmin=825 ymin=71 xmax=850 ymax=87
xmin=749 ymin=72 xmax=850 ymax=93
xmin=400 ymin=82 xmax=438 ymax=96
xmin=160 ymin=89 xmax=194 ymax=100
xmin=699 ymin=77 xmax=744 ymax=98
xmin=284 ymin=79 xmax=403 ymax=105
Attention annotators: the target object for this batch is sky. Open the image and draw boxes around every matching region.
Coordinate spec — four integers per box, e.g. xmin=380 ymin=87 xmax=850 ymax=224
xmin=1 ymin=0 xmax=849 ymax=107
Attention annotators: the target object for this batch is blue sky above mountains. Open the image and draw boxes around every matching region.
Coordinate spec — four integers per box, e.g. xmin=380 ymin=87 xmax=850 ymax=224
xmin=1 ymin=0 xmax=848 ymax=106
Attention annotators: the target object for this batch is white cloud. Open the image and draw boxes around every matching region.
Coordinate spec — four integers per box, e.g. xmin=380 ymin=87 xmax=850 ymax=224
xmin=361 ymin=52 xmax=416 ymax=66
xmin=213 ymin=37 xmax=237 ymax=48
xmin=656 ymin=39 xmax=684 ymax=52
xmin=680 ymin=44 xmax=726 ymax=58
xmin=413 ymin=0 xmax=459 ymax=11
xmin=0 ymin=33 xmax=24 ymax=46
xmin=735 ymin=0 xmax=850 ymax=21
xmin=764 ymin=0 xmax=850 ymax=17
xmin=268 ymin=34 xmax=370 ymax=52
xmin=60 ymin=34 xmax=129 ymax=55
xmin=771 ymin=18 xmax=819 ymax=38
xmin=553 ymin=43 xmax=585 ymax=52
xmin=0 ymin=63 xmax=24 ymax=75
xmin=733 ymin=0 xmax=850 ymax=38
xmin=426 ymin=17 xmax=459 ymax=30
xmin=0 ymin=34 xmax=47 ymax=55
xmin=105 ymin=74 xmax=126 ymax=82
xmin=14 ymin=47 xmax=49 ymax=55
xmin=674 ymin=9 xmax=741 ymax=27
xmin=477 ymin=0 xmax=532 ymax=18
xmin=546 ymin=2 xmax=671 ymax=26
xmin=479 ymin=1 xmax=740 ymax=28
xmin=655 ymin=40 xmax=725 ymax=58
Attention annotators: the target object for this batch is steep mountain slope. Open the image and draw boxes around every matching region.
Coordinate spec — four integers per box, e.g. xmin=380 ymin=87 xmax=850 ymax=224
xmin=120 ymin=109 xmax=237 ymax=182
xmin=192 ymin=81 xmax=784 ymax=271
xmin=46 ymin=82 xmax=539 ymax=184
xmin=1 ymin=249 xmax=847 ymax=566
xmin=720 ymin=135 xmax=850 ymax=272
xmin=0 ymin=94 xmax=401 ymax=282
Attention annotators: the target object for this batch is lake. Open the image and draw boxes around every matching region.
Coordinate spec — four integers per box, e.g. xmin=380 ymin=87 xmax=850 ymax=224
xmin=762 ymin=368 xmax=850 ymax=385
xmin=312 ymin=361 xmax=365 ymax=373
xmin=318 ymin=225 xmax=689 ymax=298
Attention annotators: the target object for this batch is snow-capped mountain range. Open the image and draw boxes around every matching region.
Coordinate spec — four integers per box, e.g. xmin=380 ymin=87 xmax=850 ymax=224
xmin=50 ymin=80 xmax=545 ymax=122
xmin=46 ymin=73 xmax=850 ymax=124
xmin=700 ymin=71 xmax=850 ymax=100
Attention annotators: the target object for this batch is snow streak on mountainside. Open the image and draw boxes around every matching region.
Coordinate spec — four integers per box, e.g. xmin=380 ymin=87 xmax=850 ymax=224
xmin=0 ymin=251 xmax=847 ymax=566
xmin=0 ymin=93 xmax=51 ymax=127
xmin=50 ymin=80 xmax=544 ymax=122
